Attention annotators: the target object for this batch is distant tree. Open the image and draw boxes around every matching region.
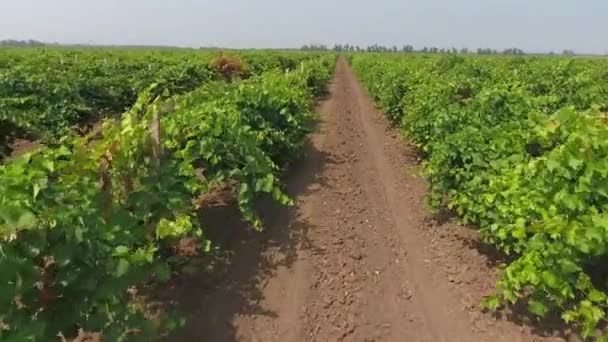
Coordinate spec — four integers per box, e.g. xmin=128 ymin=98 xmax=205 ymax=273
xmin=502 ymin=48 xmax=525 ymax=55
xmin=0 ymin=39 xmax=45 ymax=46
xmin=430 ymin=47 xmax=439 ymax=53
xmin=367 ymin=44 xmax=390 ymax=53
xmin=460 ymin=47 xmax=469 ymax=54
xmin=300 ymin=44 xmax=328 ymax=51
xmin=562 ymin=49 xmax=575 ymax=56
xmin=477 ymin=48 xmax=496 ymax=55
xmin=402 ymin=45 xmax=414 ymax=53
xmin=421 ymin=47 xmax=429 ymax=53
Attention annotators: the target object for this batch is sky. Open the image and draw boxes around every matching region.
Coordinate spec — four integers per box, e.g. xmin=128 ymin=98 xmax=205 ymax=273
xmin=1 ymin=0 xmax=607 ymax=54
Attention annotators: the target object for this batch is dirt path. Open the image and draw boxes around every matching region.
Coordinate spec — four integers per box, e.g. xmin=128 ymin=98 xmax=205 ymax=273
xmin=168 ymin=58 xmax=569 ymax=342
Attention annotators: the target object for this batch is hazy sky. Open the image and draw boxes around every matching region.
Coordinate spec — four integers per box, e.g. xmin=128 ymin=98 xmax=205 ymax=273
xmin=1 ymin=0 xmax=607 ymax=54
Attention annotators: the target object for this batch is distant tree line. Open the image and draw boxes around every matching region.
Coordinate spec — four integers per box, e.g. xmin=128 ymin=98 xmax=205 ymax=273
xmin=301 ymin=44 xmax=583 ymax=56
xmin=0 ymin=39 xmax=48 ymax=47
xmin=0 ymin=39 xmax=586 ymax=56
xmin=0 ymin=39 xmax=186 ymax=50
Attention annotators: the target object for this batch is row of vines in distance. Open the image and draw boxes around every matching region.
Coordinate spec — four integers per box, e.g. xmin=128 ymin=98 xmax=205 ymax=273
xmin=0 ymin=48 xmax=328 ymax=156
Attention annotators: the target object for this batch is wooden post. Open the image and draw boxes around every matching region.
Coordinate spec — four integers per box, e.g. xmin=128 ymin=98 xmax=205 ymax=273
xmin=149 ymin=105 xmax=163 ymax=179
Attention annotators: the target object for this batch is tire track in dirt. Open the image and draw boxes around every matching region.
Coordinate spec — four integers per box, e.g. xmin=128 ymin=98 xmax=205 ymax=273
xmin=167 ymin=57 xmax=569 ymax=342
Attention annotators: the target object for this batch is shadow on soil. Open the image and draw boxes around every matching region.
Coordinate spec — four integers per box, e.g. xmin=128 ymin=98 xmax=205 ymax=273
xmin=493 ymin=301 xmax=579 ymax=341
xmin=455 ymin=231 xmax=580 ymax=341
xmin=158 ymin=135 xmax=333 ymax=342
xmin=0 ymin=120 xmax=29 ymax=160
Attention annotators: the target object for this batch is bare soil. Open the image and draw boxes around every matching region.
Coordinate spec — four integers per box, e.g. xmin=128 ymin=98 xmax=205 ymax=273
xmin=164 ymin=58 xmax=573 ymax=341
xmin=9 ymin=138 xmax=41 ymax=157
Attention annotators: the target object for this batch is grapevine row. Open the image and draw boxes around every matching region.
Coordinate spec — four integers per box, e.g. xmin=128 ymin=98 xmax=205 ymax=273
xmin=352 ymin=53 xmax=608 ymax=338
xmin=0 ymin=48 xmax=330 ymax=155
xmin=0 ymin=52 xmax=335 ymax=340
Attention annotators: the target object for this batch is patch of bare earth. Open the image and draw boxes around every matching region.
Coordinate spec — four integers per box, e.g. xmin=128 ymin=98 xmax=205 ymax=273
xmin=10 ymin=138 xmax=41 ymax=157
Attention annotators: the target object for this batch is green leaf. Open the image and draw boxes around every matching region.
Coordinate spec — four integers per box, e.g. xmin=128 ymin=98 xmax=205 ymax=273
xmin=541 ymin=271 xmax=559 ymax=289
xmin=561 ymin=310 xmax=578 ymax=323
xmin=16 ymin=211 xmax=37 ymax=229
xmin=528 ymin=299 xmax=549 ymax=317
xmin=113 ymin=246 xmax=130 ymax=256
xmin=588 ymin=289 xmax=606 ymax=303
xmin=33 ymin=183 xmax=41 ymax=200
xmin=74 ymin=227 xmax=84 ymax=243
xmin=115 ymin=259 xmax=130 ymax=277
xmin=42 ymin=159 xmax=54 ymax=172
xmin=483 ymin=193 xmax=496 ymax=204
xmin=481 ymin=295 xmax=501 ymax=310
xmin=0 ymin=207 xmax=37 ymax=229
xmin=512 ymin=226 xmax=527 ymax=239
xmin=568 ymin=157 xmax=583 ymax=170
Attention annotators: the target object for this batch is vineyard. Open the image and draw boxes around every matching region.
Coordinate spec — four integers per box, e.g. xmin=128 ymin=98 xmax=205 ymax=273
xmin=0 ymin=49 xmax=328 ymax=153
xmin=352 ymin=53 xmax=608 ymax=339
xmin=0 ymin=47 xmax=335 ymax=340
xmin=3 ymin=45 xmax=608 ymax=341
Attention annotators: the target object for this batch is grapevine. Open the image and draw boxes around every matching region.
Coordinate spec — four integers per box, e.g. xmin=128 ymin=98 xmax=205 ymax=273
xmin=352 ymin=53 xmax=608 ymax=338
